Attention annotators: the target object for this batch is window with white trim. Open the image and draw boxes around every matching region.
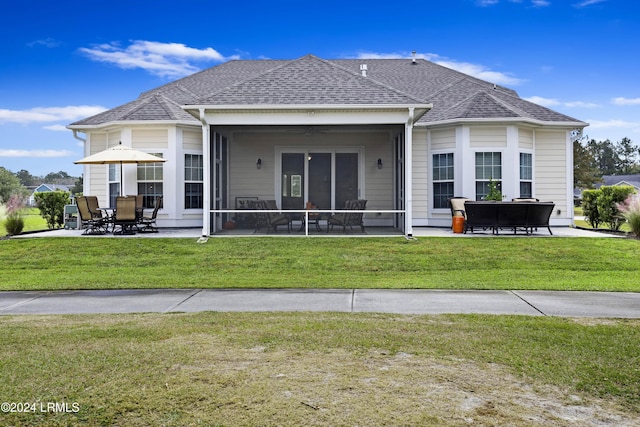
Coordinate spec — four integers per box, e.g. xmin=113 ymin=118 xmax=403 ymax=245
xmin=184 ymin=154 xmax=203 ymax=209
xmin=137 ymin=153 xmax=163 ymax=208
xmin=475 ymin=152 xmax=502 ymax=200
xmin=432 ymin=153 xmax=454 ymax=209
xmin=519 ymin=153 xmax=533 ymax=198
xmin=108 ymin=164 xmax=120 ymax=208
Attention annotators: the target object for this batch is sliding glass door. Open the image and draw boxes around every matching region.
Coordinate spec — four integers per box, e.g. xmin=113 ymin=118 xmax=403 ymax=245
xmin=280 ymin=150 xmax=359 ymax=210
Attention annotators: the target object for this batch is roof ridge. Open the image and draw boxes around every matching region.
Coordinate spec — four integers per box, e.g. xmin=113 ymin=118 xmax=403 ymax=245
xmin=195 ymin=54 xmax=429 ymax=105
xmin=483 ymin=91 xmax=531 ymax=118
xmin=325 ymin=57 xmax=429 ymax=104
xmin=192 ymin=57 xmax=302 ymax=103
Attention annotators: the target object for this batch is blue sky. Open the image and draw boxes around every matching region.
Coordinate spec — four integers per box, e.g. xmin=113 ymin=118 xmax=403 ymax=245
xmin=1 ymin=0 xmax=638 ymax=177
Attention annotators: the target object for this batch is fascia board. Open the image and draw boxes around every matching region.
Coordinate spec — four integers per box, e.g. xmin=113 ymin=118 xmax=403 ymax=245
xmin=67 ymin=120 xmax=200 ymax=131
xmin=183 ymin=104 xmax=432 ymax=112
xmin=415 ymin=117 xmax=589 ymax=128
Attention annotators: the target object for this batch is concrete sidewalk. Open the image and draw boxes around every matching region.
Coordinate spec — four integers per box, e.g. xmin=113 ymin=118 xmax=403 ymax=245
xmin=1 ymin=289 xmax=638 ymax=318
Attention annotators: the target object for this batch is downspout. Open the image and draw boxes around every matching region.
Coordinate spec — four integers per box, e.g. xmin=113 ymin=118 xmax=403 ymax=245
xmin=199 ymin=109 xmax=211 ymax=237
xmin=72 ymin=130 xmax=88 ymax=194
xmin=405 ymin=108 xmax=414 ymax=238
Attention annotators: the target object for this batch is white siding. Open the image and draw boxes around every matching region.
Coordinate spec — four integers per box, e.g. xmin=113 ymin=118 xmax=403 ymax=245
xmin=132 ymin=129 xmax=168 ymax=149
xmin=87 ymin=133 xmax=108 ymax=206
xmin=518 ymin=128 xmax=534 ymax=149
xmin=107 ymin=131 xmax=120 ymax=148
xmin=182 ymin=129 xmax=202 ymax=150
xmin=535 ymin=130 xmax=567 ymax=216
xmin=412 ymin=128 xmax=428 ymax=220
xmin=430 ymin=128 xmax=456 ymax=151
xmin=470 ymin=126 xmax=507 ymax=148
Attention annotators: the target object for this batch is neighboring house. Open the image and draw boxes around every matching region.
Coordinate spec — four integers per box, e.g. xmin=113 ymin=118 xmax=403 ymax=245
xmin=597 ymin=175 xmax=640 ymax=192
xmin=28 ymin=184 xmax=70 ymax=206
xmin=68 ymin=54 xmax=587 ymax=236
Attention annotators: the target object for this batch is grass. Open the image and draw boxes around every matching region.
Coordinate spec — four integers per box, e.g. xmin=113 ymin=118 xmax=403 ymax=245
xmin=0 ymin=312 xmax=638 ymax=426
xmin=1 ymin=237 xmax=639 ymax=291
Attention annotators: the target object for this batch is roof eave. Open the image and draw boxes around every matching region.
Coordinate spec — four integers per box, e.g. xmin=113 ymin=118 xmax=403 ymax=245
xmin=67 ymin=119 xmax=200 ymax=131
xmin=416 ymin=117 xmax=589 ymax=128
xmin=183 ymin=103 xmax=432 ymax=112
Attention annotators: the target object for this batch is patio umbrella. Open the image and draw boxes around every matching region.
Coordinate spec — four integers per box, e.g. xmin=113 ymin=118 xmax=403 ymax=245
xmin=74 ymin=142 xmax=166 ymax=196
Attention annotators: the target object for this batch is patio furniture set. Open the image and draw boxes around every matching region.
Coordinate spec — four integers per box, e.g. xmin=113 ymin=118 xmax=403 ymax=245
xmin=244 ymin=199 xmax=368 ymax=234
xmin=76 ymin=195 xmax=162 ymax=235
xmin=449 ymin=197 xmax=555 ymax=235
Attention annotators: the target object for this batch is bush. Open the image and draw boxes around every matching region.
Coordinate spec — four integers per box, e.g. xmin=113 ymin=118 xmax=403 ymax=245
xmin=2 ymin=194 xmax=25 ymax=235
xmin=597 ymin=186 xmax=636 ymax=231
xmin=581 ymin=189 xmax=601 ymax=228
xmin=4 ymin=216 xmax=24 ymax=235
xmin=617 ymin=194 xmax=640 ymax=238
xmin=34 ymin=190 xmax=70 ymax=229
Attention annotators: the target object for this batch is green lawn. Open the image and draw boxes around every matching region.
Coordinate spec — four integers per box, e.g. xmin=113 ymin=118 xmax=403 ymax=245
xmin=1 ymin=237 xmax=639 ymax=291
xmin=0 ymin=312 xmax=638 ymax=426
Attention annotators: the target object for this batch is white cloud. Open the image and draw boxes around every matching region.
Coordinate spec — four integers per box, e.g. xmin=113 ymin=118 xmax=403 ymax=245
xmin=43 ymin=124 xmax=70 ymax=131
xmin=524 ymin=96 xmax=560 ymax=106
xmin=79 ymin=40 xmax=239 ymax=78
xmin=0 ymin=105 xmax=107 ymax=124
xmin=27 ymin=38 xmax=62 ymax=48
xmin=574 ymin=0 xmax=606 ymax=7
xmin=587 ymin=119 xmax=640 ymax=133
xmin=354 ymin=51 xmax=523 ymax=86
xmin=564 ymin=101 xmax=599 ymax=108
xmin=476 ymin=0 xmax=550 ymax=6
xmin=524 ymin=96 xmax=599 ymax=108
xmin=612 ymin=97 xmax=640 ymax=106
xmin=0 ymin=149 xmax=75 ymax=158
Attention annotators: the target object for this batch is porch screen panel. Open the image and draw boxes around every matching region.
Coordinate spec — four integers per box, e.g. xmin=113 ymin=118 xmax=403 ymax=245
xmin=281 ymin=153 xmax=305 ymax=210
xmin=335 ymin=153 xmax=358 ymax=209
xmin=308 ymin=153 xmax=332 ymax=210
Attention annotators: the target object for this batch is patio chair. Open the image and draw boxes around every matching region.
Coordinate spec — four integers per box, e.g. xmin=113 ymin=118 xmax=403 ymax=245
xmin=138 ymin=196 xmax=162 ymax=233
xmin=128 ymin=194 xmax=144 ymax=223
xmin=327 ymin=199 xmax=367 ymax=233
xmin=448 ymin=197 xmax=470 ymax=220
xmin=85 ymin=195 xmax=104 ymax=219
xmin=250 ymin=200 xmax=291 ymax=233
xmin=113 ymin=196 xmax=137 ymax=235
xmin=76 ymin=196 xmax=107 ymax=235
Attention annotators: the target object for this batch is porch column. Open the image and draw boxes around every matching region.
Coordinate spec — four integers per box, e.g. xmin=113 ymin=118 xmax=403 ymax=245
xmin=404 ymin=108 xmax=414 ymax=237
xmin=200 ymin=109 xmax=210 ymax=236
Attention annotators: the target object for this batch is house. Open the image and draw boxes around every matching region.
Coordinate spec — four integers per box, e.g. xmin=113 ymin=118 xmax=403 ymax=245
xmin=28 ymin=184 xmax=70 ymax=206
xmin=597 ymin=175 xmax=640 ymax=192
xmin=68 ymin=54 xmax=587 ymax=236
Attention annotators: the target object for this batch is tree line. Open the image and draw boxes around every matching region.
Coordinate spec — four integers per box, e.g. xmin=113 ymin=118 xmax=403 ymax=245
xmin=0 ymin=167 xmax=82 ymax=203
xmin=574 ymin=137 xmax=639 ymax=189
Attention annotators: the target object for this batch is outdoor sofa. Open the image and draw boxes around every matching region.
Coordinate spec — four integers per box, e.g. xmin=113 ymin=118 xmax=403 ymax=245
xmin=463 ymin=201 xmax=555 ymax=235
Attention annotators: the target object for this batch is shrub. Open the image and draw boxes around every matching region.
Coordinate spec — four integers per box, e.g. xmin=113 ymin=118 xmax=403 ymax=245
xmin=597 ymin=186 xmax=636 ymax=231
xmin=484 ymin=178 xmax=503 ymax=201
xmin=617 ymin=194 xmax=640 ymax=238
xmin=581 ymin=189 xmax=601 ymax=228
xmin=3 ymin=194 xmax=25 ymax=235
xmin=34 ymin=190 xmax=70 ymax=229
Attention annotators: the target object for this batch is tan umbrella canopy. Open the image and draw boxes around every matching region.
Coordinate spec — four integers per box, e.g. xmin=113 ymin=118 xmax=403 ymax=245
xmin=75 ymin=142 xmax=166 ymax=195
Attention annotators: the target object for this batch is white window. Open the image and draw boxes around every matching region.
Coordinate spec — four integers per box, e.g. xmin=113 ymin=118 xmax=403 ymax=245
xmin=185 ymin=154 xmax=203 ymax=209
xmin=432 ymin=153 xmax=454 ymax=209
xmin=137 ymin=153 xmax=163 ymax=208
xmin=520 ymin=153 xmax=533 ymax=198
xmin=475 ymin=152 xmax=502 ymax=200
xmin=108 ymin=164 xmax=120 ymax=207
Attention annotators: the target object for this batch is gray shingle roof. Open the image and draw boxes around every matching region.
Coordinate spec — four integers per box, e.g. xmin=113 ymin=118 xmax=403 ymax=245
xmin=69 ymin=54 xmax=585 ymax=127
xmin=195 ymin=55 xmax=425 ymax=106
